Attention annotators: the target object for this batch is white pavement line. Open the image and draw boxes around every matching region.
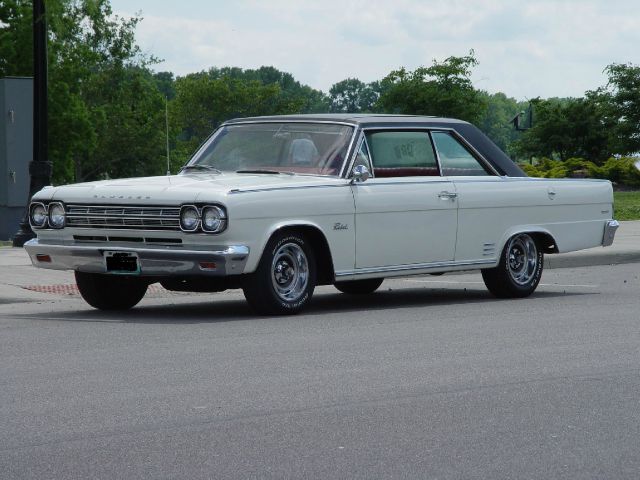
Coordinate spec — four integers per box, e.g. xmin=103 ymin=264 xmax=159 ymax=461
xmin=405 ymin=279 xmax=485 ymax=285
xmin=403 ymin=279 xmax=598 ymax=288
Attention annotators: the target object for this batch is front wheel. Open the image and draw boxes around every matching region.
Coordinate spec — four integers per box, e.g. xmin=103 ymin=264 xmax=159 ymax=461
xmin=481 ymin=233 xmax=543 ymax=298
xmin=243 ymin=232 xmax=316 ymax=315
xmin=75 ymin=271 xmax=148 ymax=310
xmin=334 ymin=278 xmax=383 ymax=295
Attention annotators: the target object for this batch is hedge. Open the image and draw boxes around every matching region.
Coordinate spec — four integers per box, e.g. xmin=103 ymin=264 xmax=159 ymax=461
xmin=520 ymin=157 xmax=640 ymax=187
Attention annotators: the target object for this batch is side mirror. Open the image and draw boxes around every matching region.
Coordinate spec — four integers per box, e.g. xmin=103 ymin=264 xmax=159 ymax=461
xmin=351 ymin=164 xmax=371 ymax=184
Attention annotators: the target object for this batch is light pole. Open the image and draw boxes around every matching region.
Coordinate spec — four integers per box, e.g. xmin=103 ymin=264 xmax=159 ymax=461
xmin=13 ymin=0 xmax=52 ymax=247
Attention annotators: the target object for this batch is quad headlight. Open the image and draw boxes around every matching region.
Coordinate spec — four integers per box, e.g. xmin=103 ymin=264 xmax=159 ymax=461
xmin=179 ymin=205 xmax=227 ymax=234
xmin=201 ymin=206 xmax=226 ymax=233
xmin=29 ymin=203 xmax=47 ymax=228
xmin=48 ymin=202 xmax=66 ymax=229
xmin=29 ymin=202 xmax=66 ymax=229
xmin=180 ymin=206 xmax=200 ymax=232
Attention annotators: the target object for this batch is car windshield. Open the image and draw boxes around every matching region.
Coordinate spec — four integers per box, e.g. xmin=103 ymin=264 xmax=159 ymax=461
xmin=185 ymin=122 xmax=354 ymax=176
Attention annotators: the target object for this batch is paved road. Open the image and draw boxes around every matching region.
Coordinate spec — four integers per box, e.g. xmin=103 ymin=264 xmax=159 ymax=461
xmin=1 ymin=262 xmax=639 ymax=479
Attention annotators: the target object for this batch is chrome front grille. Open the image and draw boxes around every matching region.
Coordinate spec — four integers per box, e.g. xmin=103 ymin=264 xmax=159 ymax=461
xmin=65 ymin=205 xmax=181 ymax=231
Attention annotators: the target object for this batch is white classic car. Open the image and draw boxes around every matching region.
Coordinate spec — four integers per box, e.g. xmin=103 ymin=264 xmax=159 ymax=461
xmin=24 ymin=114 xmax=619 ymax=314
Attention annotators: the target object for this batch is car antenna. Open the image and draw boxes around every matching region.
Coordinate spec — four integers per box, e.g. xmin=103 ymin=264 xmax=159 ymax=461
xmin=165 ymin=96 xmax=171 ymax=176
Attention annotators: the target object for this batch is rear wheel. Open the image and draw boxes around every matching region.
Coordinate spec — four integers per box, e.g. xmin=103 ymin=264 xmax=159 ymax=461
xmin=334 ymin=278 xmax=383 ymax=295
xmin=75 ymin=271 xmax=148 ymax=310
xmin=481 ymin=233 xmax=543 ymax=298
xmin=243 ymin=232 xmax=316 ymax=315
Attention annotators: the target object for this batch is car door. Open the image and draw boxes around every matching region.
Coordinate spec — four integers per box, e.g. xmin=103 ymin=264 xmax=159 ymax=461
xmin=351 ymin=130 xmax=458 ymax=270
xmin=430 ymin=130 xmax=504 ymax=262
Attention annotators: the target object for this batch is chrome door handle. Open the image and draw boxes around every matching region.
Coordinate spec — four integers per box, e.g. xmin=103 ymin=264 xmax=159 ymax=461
xmin=438 ymin=191 xmax=457 ymax=200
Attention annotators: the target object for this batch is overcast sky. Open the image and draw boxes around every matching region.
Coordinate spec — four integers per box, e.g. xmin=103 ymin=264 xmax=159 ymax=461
xmin=109 ymin=0 xmax=640 ymax=100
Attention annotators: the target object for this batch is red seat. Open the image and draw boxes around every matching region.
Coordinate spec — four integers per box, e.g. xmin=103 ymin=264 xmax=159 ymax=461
xmin=374 ymin=167 xmax=439 ymax=178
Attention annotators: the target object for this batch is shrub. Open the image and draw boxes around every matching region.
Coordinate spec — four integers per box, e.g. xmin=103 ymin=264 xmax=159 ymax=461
xmin=519 ymin=156 xmax=640 ymax=186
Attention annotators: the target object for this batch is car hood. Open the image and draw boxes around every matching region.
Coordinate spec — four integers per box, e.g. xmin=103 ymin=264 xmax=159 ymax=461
xmin=33 ymin=173 xmax=347 ymax=205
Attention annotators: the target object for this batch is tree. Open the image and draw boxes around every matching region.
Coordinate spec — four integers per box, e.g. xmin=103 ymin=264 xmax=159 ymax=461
xmin=1 ymin=0 xmax=166 ymax=183
xmin=207 ymin=65 xmax=330 ymax=113
xmin=169 ymin=73 xmax=296 ymax=169
xmin=591 ymin=63 xmax=640 ymax=155
xmin=329 ymin=78 xmax=379 ymax=113
xmin=513 ymin=97 xmax=611 ymax=162
xmin=476 ymin=92 xmax=523 ymax=155
xmin=376 ymin=51 xmax=486 ymax=123
xmin=0 ymin=0 xmax=33 ymax=77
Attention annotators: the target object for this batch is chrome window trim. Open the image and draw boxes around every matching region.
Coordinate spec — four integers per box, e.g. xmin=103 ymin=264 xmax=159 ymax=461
xmin=359 ymin=126 xmax=500 ymax=177
xmin=430 ymin=128 xmax=500 ymax=176
xmin=184 ymin=120 xmax=359 ymax=180
xmin=344 ymin=132 xmax=374 ymax=179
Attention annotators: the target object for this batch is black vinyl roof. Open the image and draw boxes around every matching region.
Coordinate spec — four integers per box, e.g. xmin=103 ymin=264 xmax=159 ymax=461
xmin=224 ymin=114 xmax=526 ymax=177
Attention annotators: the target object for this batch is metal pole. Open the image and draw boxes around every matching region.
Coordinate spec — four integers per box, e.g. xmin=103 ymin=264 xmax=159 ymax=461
xmin=166 ymin=97 xmax=170 ymax=175
xmin=13 ymin=0 xmax=52 ymax=247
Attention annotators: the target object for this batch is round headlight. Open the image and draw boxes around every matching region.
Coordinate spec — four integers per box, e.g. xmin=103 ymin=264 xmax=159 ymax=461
xmin=48 ymin=202 xmax=65 ymax=229
xmin=30 ymin=203 xmax=47 ymax=228
xmin=180 ymin=206 xmax=200 ymax=231
xmin=202 ymin=206 xmax=226 ymax=232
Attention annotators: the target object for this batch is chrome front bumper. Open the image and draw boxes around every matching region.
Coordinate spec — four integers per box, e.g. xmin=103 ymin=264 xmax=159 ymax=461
xmin=602 ymin=220 xmax=619 ymax=247
xmin=24 ymin=239 xmax=250 ymax=276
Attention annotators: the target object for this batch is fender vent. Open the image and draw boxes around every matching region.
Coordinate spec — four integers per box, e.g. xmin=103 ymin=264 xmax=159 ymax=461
xmin=483 ymin=243 xmax=496 ymax=257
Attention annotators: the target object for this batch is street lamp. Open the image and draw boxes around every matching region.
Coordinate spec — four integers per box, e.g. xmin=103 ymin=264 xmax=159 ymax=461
xmin=13 ymin=0 xmax=52 ymax=247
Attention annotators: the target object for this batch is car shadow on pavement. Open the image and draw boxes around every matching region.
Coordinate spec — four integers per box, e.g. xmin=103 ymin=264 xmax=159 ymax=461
xmin=15 ymin=287 xmax=595 ymax=324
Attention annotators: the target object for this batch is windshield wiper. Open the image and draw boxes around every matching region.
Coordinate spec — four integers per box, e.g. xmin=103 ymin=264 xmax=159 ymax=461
xmin=179 ymin=164 xmax=222 ymax=174
xmin=235 ymin=169 xmax=294 ymax=175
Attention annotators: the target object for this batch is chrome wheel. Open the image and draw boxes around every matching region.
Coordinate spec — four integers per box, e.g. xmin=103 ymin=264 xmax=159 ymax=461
xmin=271 ymin=242 xmax=309 ymax=302
xmin=506 ymin=234 xmax=538 ymax=285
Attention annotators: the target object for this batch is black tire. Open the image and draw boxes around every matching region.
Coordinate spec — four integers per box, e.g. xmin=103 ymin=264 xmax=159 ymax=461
xmin=75 ymin=271 xmax=148 ymax=310
xmin=481 ymin=233 xmax=544 ymax=298
xmin=242 ymin=232 xmax=316 ymax=315
xmin=334 ymin=278 xmax=383 ymax=295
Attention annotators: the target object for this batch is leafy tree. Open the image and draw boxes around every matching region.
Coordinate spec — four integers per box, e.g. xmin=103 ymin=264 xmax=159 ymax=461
xmin=376 ymin=51 xmax=486 ymax=123
xmin=153 ymin=71 xmax=176 ymax=100
xmin=591 ymin=63 xmax=640 ymax=155
xmin=476 ymin=92 xmax=524 ymax=155
xmin=329 ymin=78 xmax=379 ymax=113
xmin=0 ymin=0 xmax=33 ymax=76
xmin=169 ymin=73 xmax=296 ymax=169
xmin=513 ymin=97 xmax=610 ymax=162
xmin=1 ymin=0 xmax=166 ymax=183
xmin=207 ymin=65 xmax=330 ymax=113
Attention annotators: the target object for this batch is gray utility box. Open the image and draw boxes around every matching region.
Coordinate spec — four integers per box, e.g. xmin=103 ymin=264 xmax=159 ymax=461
xmin=0 ymin=77 xmax=33 ymax=240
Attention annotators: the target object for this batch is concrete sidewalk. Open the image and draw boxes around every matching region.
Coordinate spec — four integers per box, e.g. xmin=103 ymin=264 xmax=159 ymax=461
xmin=1 ymin=221 xmax=638 ymax=303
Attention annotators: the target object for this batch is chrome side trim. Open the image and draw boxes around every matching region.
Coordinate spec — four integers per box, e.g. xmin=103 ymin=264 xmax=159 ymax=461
xmin=228 ymin=184 xmax=351 ymax=195
xmin=335 ymin=259 xmax=495 ymax=279
xmin=602 ymin=219 xmax=619 ymax=247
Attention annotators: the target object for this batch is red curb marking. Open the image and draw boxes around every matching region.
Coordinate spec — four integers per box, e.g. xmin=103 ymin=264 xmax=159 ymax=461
xmin=22 ymin=284 xmax=167 ymax=296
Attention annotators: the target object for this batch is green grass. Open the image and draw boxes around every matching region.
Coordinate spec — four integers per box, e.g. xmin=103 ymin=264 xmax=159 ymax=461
xmin=614 ymin=191 xmax=640 ymax=220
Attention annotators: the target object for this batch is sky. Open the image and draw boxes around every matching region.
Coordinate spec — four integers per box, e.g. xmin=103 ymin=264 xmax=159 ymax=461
xmin=108 ymin=0 xmax=640 ymax=100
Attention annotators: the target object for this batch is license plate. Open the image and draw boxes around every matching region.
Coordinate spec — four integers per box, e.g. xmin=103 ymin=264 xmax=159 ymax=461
xmin=104 ymin=251 xmax=140 ymax=274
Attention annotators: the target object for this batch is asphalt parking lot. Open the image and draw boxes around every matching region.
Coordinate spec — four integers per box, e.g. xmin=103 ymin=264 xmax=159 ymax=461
xmin=1 ymin=223 xmax=639 ymax=479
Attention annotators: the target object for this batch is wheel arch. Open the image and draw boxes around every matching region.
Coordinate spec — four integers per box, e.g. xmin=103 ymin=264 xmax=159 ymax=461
xmin=253 ymin=221 xmax=336 ymax=285
xmin=499 ymin=227 xmax=559 ymax=255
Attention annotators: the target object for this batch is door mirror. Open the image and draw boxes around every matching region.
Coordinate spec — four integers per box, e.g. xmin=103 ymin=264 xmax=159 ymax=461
xmin=351 ymin=164 xmax=371 ymax=183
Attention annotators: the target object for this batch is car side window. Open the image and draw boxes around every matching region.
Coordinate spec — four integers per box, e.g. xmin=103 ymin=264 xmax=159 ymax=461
xmin=431 ymin=131 xmax=491 ymax=176
xmin=365 ymin=131 xmax=439 ymax=177
xmin=352 ymin=139 xmax=372 ymax=172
